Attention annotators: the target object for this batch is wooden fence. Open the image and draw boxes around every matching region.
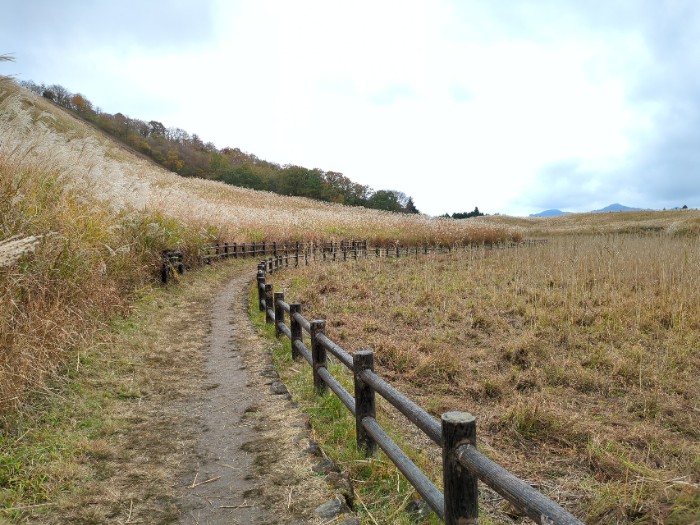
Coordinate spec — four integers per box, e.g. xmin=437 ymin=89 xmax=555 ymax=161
xmin=253 ymin=245 xmax=582 ymax=525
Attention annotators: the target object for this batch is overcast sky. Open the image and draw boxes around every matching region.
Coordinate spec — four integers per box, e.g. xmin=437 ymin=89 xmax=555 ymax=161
xmin=2 ymin=0 xmax=699 ymax=216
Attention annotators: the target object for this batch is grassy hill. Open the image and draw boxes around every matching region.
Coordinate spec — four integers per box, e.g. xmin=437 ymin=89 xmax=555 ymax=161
xmin=0 ymin=77 xmax=522 ymax=414
xmin=1 ymin=79 xmax=518 ymax=247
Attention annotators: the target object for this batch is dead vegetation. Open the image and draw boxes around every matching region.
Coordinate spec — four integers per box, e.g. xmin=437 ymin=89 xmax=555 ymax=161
xmin=269 ymin=235 xmax=700 ymax=524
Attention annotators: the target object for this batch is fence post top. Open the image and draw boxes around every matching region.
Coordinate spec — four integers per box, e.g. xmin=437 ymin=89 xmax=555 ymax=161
xmin=290 ymin=303 xmax=301 ymax=311
xmin=274 ymin=291 xmax=284 ymax=297
xmin=353 ymin=349 xmax=374 ymax=358
xmin=310 ymin=319 xmax=325 ymax=330
xmin=442 ymin=411 xmax=476 ymax=425
xmin=265 ymin=283 xmax=273 ymax=291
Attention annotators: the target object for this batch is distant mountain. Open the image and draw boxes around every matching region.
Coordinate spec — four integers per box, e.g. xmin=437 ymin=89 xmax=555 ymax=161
xmin=529 ymin=209 xmax=573 ymax=217
xmin=530 ymin=203 xmax=644 ymax=216
xmin=591 ymin=203 xmax=643 ymax=213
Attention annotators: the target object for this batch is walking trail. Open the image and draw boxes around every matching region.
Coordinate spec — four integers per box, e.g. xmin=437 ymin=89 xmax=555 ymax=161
xmin=177 ymin=270 xmax=329 ymax=524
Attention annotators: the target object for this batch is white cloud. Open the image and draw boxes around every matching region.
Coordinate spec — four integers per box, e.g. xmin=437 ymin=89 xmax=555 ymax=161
xmin=4 ymin=0 xmax=700 ymax=214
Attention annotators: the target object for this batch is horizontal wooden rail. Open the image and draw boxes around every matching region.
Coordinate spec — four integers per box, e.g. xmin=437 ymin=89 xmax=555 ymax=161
xmin=363 ymin=416 xmax=445 ymax=518
xmin=257 ymin=256 xmax=583 ymax=525
xmin=456 ymin=445 xmax=583 ymax=525
xmin=315 ymin=333 xmax=354 ymax=369
xmin=200 ymin=238 xmax=547 ymax=271
xmin=359 ymin=368 xmax=442 ymax=446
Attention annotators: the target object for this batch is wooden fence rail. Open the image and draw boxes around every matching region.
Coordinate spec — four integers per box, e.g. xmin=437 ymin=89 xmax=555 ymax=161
xmin=255 ymin=255 xmax=582 ymax=525
xmin=192 ymin=238 xmax=548 ymax=283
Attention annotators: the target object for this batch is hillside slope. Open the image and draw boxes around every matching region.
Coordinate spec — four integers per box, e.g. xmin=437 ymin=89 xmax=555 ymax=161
xmin=0 ymin=80 xmax=516 ymax=246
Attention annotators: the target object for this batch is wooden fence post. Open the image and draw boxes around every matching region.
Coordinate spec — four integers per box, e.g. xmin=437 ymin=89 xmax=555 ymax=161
xmin=274 ymin=291 xmax=284 ymax=337
xmin=265 ymin=284 xmax=274 ymax=324
xmin=310 ymin=320 xmax=327 ymax=395
xmin=233 ymin=242 xmax=238 ymax=258
xmin=257 ymin=271 xmax=266 ymax=312
xmin=353 ymin=349 xmax=377 ymax=456
xmin=241 ymin=242 xmax=247 ymax=258
xmin=442 ymin=412 xmax=478 ymax=525
xmin=290 ymin=303 xmax=302 ymax=360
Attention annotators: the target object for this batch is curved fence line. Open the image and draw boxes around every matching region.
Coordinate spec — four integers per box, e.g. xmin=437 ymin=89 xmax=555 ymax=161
xmin=252 ymin=246 xmax=582 ymax=525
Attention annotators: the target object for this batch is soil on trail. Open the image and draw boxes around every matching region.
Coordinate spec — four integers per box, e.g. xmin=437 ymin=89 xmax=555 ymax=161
xmin=24 ymin=265 xmax=332 ymax=524
xmin=177 ymin=270 xmax=329 ymax=524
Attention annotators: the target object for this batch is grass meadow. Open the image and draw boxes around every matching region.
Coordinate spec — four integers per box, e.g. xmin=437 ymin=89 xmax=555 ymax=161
xmin=266 ymin=235 xmax=699 ymax=524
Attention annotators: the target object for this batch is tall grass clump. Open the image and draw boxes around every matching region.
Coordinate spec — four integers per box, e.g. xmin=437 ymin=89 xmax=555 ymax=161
xmin=0 ymin=151 xmax=215 ymax=415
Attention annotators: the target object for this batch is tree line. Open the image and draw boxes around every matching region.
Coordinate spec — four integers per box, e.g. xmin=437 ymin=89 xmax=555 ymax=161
xmin=20 ymin=80 xmax=420 ymax=214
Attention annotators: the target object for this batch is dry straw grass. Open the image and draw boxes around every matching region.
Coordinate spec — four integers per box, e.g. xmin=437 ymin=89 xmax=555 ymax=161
xmin=1 ymin=78 xmax=519 ymax=246
xmin=270 ymin=235 xmax=699 ymax=524
xmin=0 ymin=78 xmax=517 ymax=413
xmin=489 ymin=209 xmax=700 ymax=237
xmin=0 ymin=79 xmax=220 ymax=413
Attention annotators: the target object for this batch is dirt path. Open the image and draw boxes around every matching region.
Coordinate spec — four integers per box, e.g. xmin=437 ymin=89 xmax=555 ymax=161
xmin=177 ymin=274 xmax=269 ymax=522
xmin=176 ymin=270 xmax=330 ymax=524
xmin=18 ymin=263 xmax=332 ymax=524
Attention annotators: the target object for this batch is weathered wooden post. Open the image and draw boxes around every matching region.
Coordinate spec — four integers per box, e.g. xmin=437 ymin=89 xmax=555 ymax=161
xmin=375 ymin=247 xmax=380 ymax=258
xmin=273 ymin=241 xmax=277 ymax=257
xmin=309 ymin=320 xmax=327 ymax=395
xmin=274 ymin=291 xmax=285 ymax=337
xmin=396 ymin=244 xmax=400 ymax=258
xmin=290 ymin=303 xmax=302 ymax=360
xmin=295 ymin=242 xmax=300 ymax=267
xmin=353 ymin=349 xmax=377 ymax=456
xmin=257 ymin=270 xmax=266 ymax=312
xmin=264 ymin=284 xmax=274 ymax=324
xmin=241 ymin=242 xmax=247 ymax=258
xmin=442 ymin=412 xmax=478 ymax=525
xmin=233 ymin=242 xmax=238 ymax=258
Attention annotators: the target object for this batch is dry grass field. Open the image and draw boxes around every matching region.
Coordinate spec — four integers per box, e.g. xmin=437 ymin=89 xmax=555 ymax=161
xmin=268 ymin=235 xmax=699 ymax=524
xmin=488 ymin=209 xmax=700 ymax=237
